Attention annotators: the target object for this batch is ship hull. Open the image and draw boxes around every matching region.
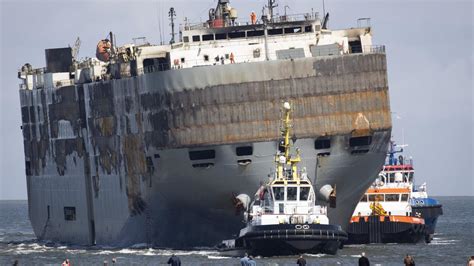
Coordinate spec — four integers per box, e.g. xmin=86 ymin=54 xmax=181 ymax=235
xmin=20 ymin=54 xmax=391 ymax=247
xmin=412 ymin=204 xmax=443 ymax=243
xmin=234 ymin=224 xmax=347 ymax=256
xmin=346 ymin=216 xmax=426 ymax=244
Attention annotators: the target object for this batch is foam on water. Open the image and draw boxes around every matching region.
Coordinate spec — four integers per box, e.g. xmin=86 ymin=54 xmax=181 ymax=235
xmin=207 ymin=255 xmax=230 ymax=260
xmin=1 ymin=198 xmax=473 ymax=265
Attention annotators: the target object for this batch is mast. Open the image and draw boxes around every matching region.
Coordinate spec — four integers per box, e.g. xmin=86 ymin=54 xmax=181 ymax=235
xmin=277 ymin=102 xmax=301 ymax=181
xmin=169 ymin=7 xmax=176 ymax=44
xmin=267 ymin=0 xmax=277 ymax=23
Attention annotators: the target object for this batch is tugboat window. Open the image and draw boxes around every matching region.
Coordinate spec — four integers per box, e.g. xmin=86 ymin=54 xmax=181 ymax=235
xmin=368 ymin=194 xmax=383 ymax=202
xmin=192 ymin=35 xmax=201 ymax=42
xmin=385 ymin=194 xmax=400 ymax=202
xmin=64 ymin=207 xmax=76 ymax=221
xmin=287 ymin=187 xmax=297 ymax=201
xmin=183 ymin=36 xmax=189 ymax=43
xmin=300 ymin=187 xmax=310 ymax=201
xmin=401 ymin=194 xmax=409 ymax=201
xmin=360 ymin=194 xmax=368 ymax=202
xmin=273 ymin=187 xmax=285 ymax=201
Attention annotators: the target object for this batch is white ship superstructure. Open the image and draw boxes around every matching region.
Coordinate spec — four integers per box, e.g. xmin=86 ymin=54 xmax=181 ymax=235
xmin=18 ymin=0 xmax=391 ymax=247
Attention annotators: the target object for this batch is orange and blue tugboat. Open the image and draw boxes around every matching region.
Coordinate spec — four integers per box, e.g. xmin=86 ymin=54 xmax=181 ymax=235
xmin=346 ymin=141 xmax=435 ymax=244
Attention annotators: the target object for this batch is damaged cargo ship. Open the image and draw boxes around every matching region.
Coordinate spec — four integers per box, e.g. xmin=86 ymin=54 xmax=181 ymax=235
xmin=18 ymin=0 xmax=392 ymax=247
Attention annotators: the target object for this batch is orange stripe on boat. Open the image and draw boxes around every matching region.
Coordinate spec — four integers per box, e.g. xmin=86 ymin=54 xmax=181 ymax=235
xmin=350 ymin=215 xmax=424 ymax=224
xmin=366 ymin=188 xmax=410 ymax=194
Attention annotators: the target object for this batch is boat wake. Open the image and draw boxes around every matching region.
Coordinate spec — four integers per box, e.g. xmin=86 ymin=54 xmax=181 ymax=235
xmin=430 ymin=238 xmax=459 ymax=245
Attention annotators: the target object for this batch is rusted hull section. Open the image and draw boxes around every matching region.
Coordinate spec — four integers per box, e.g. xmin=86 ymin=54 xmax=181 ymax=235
xmin=19 ymin=53 xmax=391 ymax=247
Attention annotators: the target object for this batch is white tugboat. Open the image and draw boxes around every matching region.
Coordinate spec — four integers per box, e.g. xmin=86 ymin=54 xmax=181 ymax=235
xmin=220 ymin=102 xmax=347 ymax=256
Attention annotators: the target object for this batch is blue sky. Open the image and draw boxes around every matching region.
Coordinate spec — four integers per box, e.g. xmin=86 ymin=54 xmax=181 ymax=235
xmin=1 ymin=0 xmax=472 ymax=199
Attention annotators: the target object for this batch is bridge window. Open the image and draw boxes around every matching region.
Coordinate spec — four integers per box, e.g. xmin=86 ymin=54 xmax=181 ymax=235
xmin=385 ymin=194 xmax=400 ymax=202
xmin=401 ymin=194 xmax=409 ymax=201
xmin=268 ymin=28 xmax=283 ymax=35
xmin=360 ymin=194 xmax=368 ymax=202
xmin=202 ymin=34 xmax=214 ymax=41
xmin=349 ymin=40 xmax=363 ymax=53
xmin=236 ymin=146 xmax=253 ymax=156
xmin=273 ymin=187 xmax=284 ymax=201
xmin=300 ymin=187 xmax=310 ymax=201
xmin=349 ymin=136 xmax=372 ymax=147
xmin=64 ymin=207 xmax=76 ymax=221
xmin=284 ymin=27 xmax=302 ymax=34
xmin=189 ymin=150 xmax=215 ymax=160
xmin=368 ymin=194 xmax=384 ymax=202
xmin=228 ymin=31 xmax=246 ymax=39
xmin=215 ymin=33 xmax=227 ymax=40
xmin=287 ymin=187 xmax=297 ymax=201
xmin=203 ymin=55 xmax=209 ymax=62
xmin=247 ymin=30 xmax=264 ymax=37
xmin=183 ymin=36 xmax=189 ymax=43
xmin=192 ymin=35 xmax=201 ymax=42
xmin=315 ymin=138 xmax=331 ymax=149
xmin=305 ymin=25 xmax=314 ymax=32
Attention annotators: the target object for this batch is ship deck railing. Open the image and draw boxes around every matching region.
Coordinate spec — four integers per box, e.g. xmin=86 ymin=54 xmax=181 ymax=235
xmin=182 ymin=13 xmax=320 ymax=31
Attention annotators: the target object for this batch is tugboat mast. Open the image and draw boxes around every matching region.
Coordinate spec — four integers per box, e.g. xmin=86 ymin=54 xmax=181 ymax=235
xmin=277 ymin=102 xmax=301 ymax=181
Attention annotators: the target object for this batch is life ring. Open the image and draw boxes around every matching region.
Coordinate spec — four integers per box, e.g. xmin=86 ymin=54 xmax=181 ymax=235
xmin=302 ymin=225 xmax=310 ymax=230
xmin=295 ymin=225 xmax=303 ymax=230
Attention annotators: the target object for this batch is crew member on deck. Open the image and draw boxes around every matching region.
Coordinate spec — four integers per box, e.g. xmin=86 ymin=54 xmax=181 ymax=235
xmin=230 ymin=52 xmax=235 ymax=64
xmin=250 ymin=11 xmax=257 ymax=24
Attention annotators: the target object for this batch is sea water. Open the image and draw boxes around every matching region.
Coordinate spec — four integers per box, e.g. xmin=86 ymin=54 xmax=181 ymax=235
xmin=1 ymin=197 xmax=473 ymax=265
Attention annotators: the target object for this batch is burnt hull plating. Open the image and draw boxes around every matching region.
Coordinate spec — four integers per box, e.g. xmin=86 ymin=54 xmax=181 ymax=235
xmin=19 ymin=54 xmax=392 ymax=247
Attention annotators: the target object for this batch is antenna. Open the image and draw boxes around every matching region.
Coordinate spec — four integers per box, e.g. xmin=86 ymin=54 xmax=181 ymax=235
xmin=157 ymin=2 xmax=163 ymax=45
xmin=267 ymin=0 xmax=278 ymax=22
xmin=71 ymin=37 xmax=81 ymax=61
xmin=169 ymin=7 xmax=176 ymax=44
xmin=284 ymin=5 xmax=290 ymax=17
xmin=322 ymin=0 xmax=326 ymax=17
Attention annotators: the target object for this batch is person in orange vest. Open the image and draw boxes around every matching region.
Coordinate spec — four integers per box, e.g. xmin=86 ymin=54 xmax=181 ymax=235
xmin=250 ymin=11 xmax=257 ymax=24
xmin=230 ymin=52 xmax=235 ymax=64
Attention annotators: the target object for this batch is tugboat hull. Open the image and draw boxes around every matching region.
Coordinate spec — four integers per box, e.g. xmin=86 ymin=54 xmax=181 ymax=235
xmin=346 ymin=216 xmax=426 ymax=244
xmin=236 ymin=224 xmax=347 ymax=256
xmin=412 ymin=204 xmax=443 ymax=242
